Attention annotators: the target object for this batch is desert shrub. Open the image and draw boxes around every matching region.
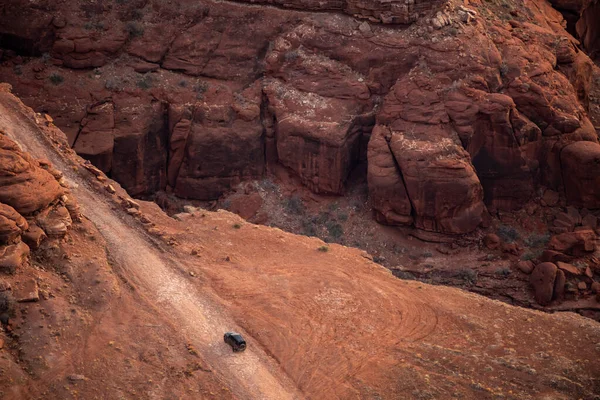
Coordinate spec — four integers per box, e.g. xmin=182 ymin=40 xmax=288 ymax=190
xmin=317 ymin=246 xmax=329 ymax=252
xmin=131 ymin=9 xmax=143 ymax=20
xmin=232 ymin=223 xmax=241 ymax=229
xmin=284 ymin=195 xmax=304 ymax=215
xmin=457 ymin=269 xmax=478 ymax=284
xmin=126 ymin=21 xmax=144 ymax=38
xmin=136 ymin=74 xmax=152 ymax=90
xmin=283 ymin=50 xmax=299 ymax=62
xmin=393 ymin=270 xmax=416 ymax=280
xmin=497 ymin=224 xmax=520 ymax=243
xmin=326 ymin=222 xmax=344 ymax=240
xmin=84 ymin=20 xmax=105 ymax=30
xmin=499 ymin=62 xmax=509 ymax=77
xmin=521 ymin=252 xmax=536 ymax=261
xmin=0 ymin=290 xmax=15 ymax=316
xmin=302 ymin=219 xmax=317 ymax=237
xmin=194 ymin=82 xmax=209 ymax=100
xmin=495 ymin=267 xmax=511 ymax=278
xmin=524 ymin=233 xmax=550 ymax=248
xmin=373 ymin=255 xmax=386 ymax=264
xmin=105 ymin=77 xmax=123 ymax=91
xmin=49 ymin=73 xmax=64 ymax=85
xmin=327 ymin=202 xmax=339 ymax=212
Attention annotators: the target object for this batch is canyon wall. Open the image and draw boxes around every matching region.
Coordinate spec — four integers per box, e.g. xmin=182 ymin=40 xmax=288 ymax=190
xmin=0 ymin=0 xmax=599 ymax=234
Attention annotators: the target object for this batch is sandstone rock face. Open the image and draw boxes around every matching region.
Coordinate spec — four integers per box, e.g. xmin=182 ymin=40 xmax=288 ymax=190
xmin=561 ymin=141 xmax=600 ymax=208
xmin=576 ymin=0 xmax=600 ymax=62
xmin=167 ymin=84 xmax=265 ymax=200
xmin=72 ymin=97 xmax=168 ymax=196
xmin=530 ymin=262 xmax=558 ymax=305
xmin=221 ymin=0 xmax=445 ymax=24
xmin=0 ymin=133 xmax=63 ymax=215
xmin=367 ymin=126 xmax=413 ymax=226
xmin=0 ymin=203 xmax=28 ymax=244
xmin=1 ymin=0 xmax=600 ymax=234
xmin=370 ymin=72 xmax=485 ymax=234
xmin=264 ymin=79 xmax=368 ymax=195
xmin=72 ymin=101 xmax=115 ymax=173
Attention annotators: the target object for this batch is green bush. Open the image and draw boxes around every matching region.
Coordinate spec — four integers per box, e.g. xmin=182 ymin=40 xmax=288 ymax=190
xmin=284 ymin=196 xmax=304 ymax=215
xmin=49 ymin=73 xmax=64 ymax=85
xmin=497 ymin=225 xmax=520 ymax=243
xmin=126 ymin=21 xmax=144 ymax=38
xmin=326 ymin=222 xmax=344 ymax=240
xmin=136 ymin=74 xmax=152 ymax=90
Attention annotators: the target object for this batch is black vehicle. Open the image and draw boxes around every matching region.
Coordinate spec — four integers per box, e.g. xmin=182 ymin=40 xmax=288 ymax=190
xmin=224 ymin=332 xmax=246 ymax=352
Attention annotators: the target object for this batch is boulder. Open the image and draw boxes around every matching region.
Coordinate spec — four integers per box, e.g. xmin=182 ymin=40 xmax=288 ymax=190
xmin=0 ymin=203 xmax=28 ymax=244
xmin=22 ymin=224 xmax=46 ymax=250
xmin=553 ymin=269 xmax=566 ymax=301
xmin=540 ymin=250 xmax=574 ymax=263
xmin=582 ymin=213 xmax=598 ymax=230
xmin=13 ymin=278 xmax=39 ymax=302
xmin=530 ymin=262 xmax=558 ymax=305
xmin=0 ymin=134 xmax=63 ymax=215
xmin=548 ymin=230 xmax=596 ymax=256
xmin=227 ymin=193 xmax=264 ymax=220
xmin=516 ymin=260 xmax=534 ymax=274
xmin=36 ymin=205 xmax=72 ymax=238
xmin=556 ymin=261 xmax=582 ymax=275
xmin=0 ymin=242 xmax=30 ymax=274
xmin=502 ymin=242 xmax=521 ymax=256
xmin=585 ymin=266 xmax=594 ymax=278
xmin=483 ymin=233 xmax=501 ymax=250
xmin=542 ymin=189 xmax=560 ymax=206
xmin=553 ymin=212 xmax=577 ymax=232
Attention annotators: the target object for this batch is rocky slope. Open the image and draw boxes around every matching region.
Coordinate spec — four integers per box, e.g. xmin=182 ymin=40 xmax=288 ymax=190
xmin=0 ymin=0 xmax=599 ymax=236
xmin=0 ymin=83 xmax=600 ymax=399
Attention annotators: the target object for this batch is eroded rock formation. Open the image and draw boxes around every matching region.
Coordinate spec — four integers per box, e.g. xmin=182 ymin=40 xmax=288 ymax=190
xmin=0 ymin=112 xmax=77 ymax=273
xmin=1 ymin=0 xmax=600 ymax=234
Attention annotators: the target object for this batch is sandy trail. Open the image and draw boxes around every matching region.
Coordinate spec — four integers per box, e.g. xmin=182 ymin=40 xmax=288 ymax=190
xmin=0 ymin=94 xmax=304 ymax=400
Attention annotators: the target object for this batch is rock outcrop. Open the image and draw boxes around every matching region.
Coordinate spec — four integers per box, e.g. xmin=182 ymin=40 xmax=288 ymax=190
xmin=0 ymin=118 xmax=78 ymax=273
xmin=0 ymin=204 xmax=28 ymax=244
xmin=0 ymin=133 xmax=63 ymax=215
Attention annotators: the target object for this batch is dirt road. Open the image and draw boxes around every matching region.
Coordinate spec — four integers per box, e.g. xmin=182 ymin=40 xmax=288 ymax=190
xmin=0 ymin=92 xmax=304 ymax=400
